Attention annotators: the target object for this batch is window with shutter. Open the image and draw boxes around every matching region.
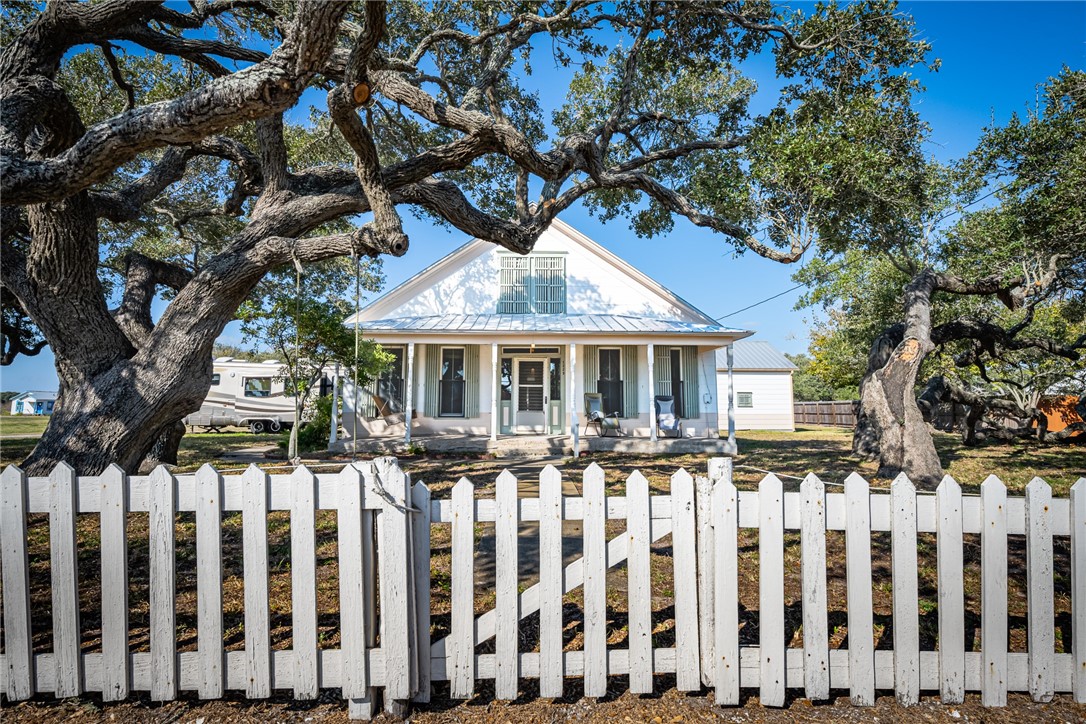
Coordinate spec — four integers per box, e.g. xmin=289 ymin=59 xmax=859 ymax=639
xmin=496 ymin=255 xmax=566 ymax=313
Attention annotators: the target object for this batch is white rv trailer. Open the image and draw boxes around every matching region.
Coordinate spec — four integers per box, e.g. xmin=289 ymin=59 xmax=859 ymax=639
xmin=184 ymin=358 xmax=297 ymax=434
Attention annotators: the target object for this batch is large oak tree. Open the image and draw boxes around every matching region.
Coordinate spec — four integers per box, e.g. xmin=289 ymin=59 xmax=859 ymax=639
xmin=1 ymin=0 xmax=931 ymax=474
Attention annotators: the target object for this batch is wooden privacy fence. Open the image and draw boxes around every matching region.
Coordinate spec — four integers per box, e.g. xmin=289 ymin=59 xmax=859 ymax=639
xmin=1 ymin=459 xmax=1085 ymax=717
xmin=793 ymin=400 xmax=857 ymax=427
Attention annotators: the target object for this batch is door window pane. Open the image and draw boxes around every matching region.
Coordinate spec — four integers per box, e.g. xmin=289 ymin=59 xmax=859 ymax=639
xmin=500 ymin=358 xmax=513 ymax=401
xmin=669 ymin=348 xmax=684 ymax=418
xmin=549 ymin=358 xmax=561 ymax=401
xmin=517 ymin=360 xmax=545 ymax=412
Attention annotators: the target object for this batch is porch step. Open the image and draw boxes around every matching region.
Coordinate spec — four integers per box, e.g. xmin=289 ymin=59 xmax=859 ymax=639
xmin=330 ymin=434 xmax=736 ymax=457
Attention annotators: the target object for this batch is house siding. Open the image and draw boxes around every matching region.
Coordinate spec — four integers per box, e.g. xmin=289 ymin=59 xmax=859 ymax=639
xmin=716 ymin=370 xmax=795 ymax=431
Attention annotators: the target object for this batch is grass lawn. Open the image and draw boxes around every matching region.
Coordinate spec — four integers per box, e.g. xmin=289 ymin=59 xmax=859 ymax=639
xmin=0 ymin=412 xmax=51 ymax=437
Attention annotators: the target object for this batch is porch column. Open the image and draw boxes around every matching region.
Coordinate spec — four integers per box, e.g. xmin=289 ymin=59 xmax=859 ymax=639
xmin=726 ymin=342 xmax=736 ymax=449
xmin=647 ymin=343 xmax=657 ymax=442
xmin=490 ymin=342 xmax=499 ymax=441
xmin=404 ymin=342 xmax=415 ymax=444
xmin=329 ymin=362 xmax=340 ymax=446
xmin=569 ymin=343 xmax=579 ymax=458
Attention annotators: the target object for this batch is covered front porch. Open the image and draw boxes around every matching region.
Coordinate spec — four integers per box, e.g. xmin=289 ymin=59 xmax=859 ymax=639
xmin=331 ymin=431 xmax=738 ymax=458
xmin=335 ymin=314 xmax=750 ymax=451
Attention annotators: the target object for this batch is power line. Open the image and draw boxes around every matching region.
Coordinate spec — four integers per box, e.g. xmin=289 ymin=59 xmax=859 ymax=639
xmin=714 ymin=183 xmax=1010 ymax=321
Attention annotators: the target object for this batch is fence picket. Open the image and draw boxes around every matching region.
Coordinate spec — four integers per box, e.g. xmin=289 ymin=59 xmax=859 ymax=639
xmin=844 ymin=473 xmax=874 ymax=706
xmin=627 ymin=470 xmax=654 ymax=693
xmin=242 ymin=465 xmax=271 ymax=698
xmin=936 ymin=475 xmax=965 ymax=703
xmin=50 ymin=462 xmax=81 ymax=697
xmin=338 ymin=465 xmax=369 ymax=701
xmin=290 ymin=466 xmax=319 ymax=699
xmin=495 ymin=469 xmax=520 ymax=700
xmin=800 ymin=474 xmax=829 ymax=700
xmin=539 ymin=465 xmax=564 ymax=698
xmin=1 ymin=465 xmax=34 ymax=700
xmin=377 ymin=457 xmax=413 ymax=705
xmin=149 ymin=465 xmax=177 ymax=700
xmin=891 ymin=474 xmax=919 ymax=705
xmin=583 ymin=463 xmax=608 ymax=697
xmin=1025 ymin=477 xmax=1054 ymax=703
xmin=99 ymin=464 xmax=129 ymax=701
xmin=196 ymin=465 xmax=224 ymax=699
xmin=759 ymin=473 xmax=785 ymax=707
xmin=412 ymin=480 xmax=433 ymax=704
xmin=671 ymin=468 xmax=700 ymax=691
xmin=713 ymin=471 xmax=740 ymax=705
xmin=1072 ymin=478 xmax=1086 ymax=703
xmin=450 ymin=477 xmax=475 ymax=699
xmin=981 ymin=475 xmax=1008 ymax=707
xmin=696 ymin=469 xmax=718 ymax=687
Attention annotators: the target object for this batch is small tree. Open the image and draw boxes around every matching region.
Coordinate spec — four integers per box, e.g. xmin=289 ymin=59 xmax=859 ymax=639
xmin=240 ymin=263 xmax=391 ymax=458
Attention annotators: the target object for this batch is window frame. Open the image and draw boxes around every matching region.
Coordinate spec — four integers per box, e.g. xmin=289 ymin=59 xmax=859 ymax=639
xmin=496 ymin=253 xmax=567 ymax=314
xmin=243 ymin=376 xmax=272 ymax=398
xmin=210 ymin=373 xmax=221 ymax=386
xmin=596 ymin=347 xmax=624 ymax=416
xmin=438 ymin=346 xmax=466 ymax=417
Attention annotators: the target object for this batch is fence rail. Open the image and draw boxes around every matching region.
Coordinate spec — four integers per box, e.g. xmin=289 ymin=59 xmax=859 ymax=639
xmin=1 ymin=459 xmax=1084 ymax=717
xmin=793 ymin=400 xmax=858 ymax=427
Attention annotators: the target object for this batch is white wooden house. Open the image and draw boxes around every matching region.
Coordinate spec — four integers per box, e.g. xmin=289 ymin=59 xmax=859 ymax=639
xmin=341 ymin=219 xmax=754 ymax=447
xmin=716 ymin=340 xmax=797 ymax=431
xmin=8 ymin=390 xmax=57 ymax=415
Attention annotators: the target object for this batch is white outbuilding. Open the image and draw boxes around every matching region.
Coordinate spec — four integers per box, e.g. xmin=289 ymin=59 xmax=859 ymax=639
xmin=716 ymin=340 xmax=797 ymax=431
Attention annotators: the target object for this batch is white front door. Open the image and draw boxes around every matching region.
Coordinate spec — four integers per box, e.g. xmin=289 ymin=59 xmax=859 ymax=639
xmin=514 ymin=358 xmax=548 ymax=433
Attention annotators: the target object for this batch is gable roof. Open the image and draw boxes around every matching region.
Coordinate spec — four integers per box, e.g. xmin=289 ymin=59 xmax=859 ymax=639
xmin=716 ymin=340 xmax=797 ymax=371
xmin=347 ymin=217 xmax=721 ymax=326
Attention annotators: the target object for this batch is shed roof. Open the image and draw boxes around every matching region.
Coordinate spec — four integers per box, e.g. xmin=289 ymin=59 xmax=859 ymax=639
xmin=354 ymin=313 xmax=748 ymax=337
xmin=716 ymin=340 xmax=797 ymax=371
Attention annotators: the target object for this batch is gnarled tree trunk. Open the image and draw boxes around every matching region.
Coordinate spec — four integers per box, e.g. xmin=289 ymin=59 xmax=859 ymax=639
xmin=854 ymin=270 xmax=944 ymax=487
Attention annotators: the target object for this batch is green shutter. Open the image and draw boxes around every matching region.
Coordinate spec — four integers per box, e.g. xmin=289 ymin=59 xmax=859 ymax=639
xmin=582 ymin=345 xmax=599 ymax=400
xmin=464 ymin=345 xmax=479 ymax=418
xmin=424 ymin=344 xmax=441 ymax=418
xmin=621 ymin=345 xmax=638 ymax=418
xmin=682 ymin=346 xmax=701 ymax=417
xmin=654 ymin=346 xmax=671 ymax=397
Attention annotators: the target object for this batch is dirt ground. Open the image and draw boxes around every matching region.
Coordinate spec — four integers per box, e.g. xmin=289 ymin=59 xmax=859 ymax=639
xmin=3 ymin=688 xmax=1084 ymax=722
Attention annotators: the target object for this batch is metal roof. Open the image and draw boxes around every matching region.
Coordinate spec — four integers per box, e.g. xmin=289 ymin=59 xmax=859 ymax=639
xmin=353 ymin=313 xmax=748 ymax=337
xmin=12 ymin=390 xmax=58 ymax=401
xmin=716 ymin=340 xmax=797 ymax=371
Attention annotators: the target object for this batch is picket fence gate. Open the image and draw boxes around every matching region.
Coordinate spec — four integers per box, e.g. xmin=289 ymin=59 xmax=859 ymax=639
xmin=1 ymin=458 xmax=1085 ymax=717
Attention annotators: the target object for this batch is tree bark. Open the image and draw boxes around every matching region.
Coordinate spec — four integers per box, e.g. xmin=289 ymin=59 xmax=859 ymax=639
xmin=853 ymin=271 xmax=944 ymax=487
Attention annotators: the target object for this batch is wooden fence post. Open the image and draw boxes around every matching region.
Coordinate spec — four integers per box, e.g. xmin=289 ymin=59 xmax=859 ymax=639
xmin=1 ymin=465 xmax=34 ymax=701
xmin=375 ymin=457 xmax=416 ymax=715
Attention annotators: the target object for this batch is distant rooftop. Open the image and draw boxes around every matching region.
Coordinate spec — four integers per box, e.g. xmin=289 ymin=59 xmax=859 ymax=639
xmin=12 ymin=390 xmax=58 ymax=401
xmin=716 ymin=340 xmax=797 ymax=371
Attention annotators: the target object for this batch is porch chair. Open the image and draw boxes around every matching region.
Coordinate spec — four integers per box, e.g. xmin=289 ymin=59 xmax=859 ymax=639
xmin=654 ymin=395 xmax=683 ymax=438
xmin=584 ymin=392 xmax=622 ymax=436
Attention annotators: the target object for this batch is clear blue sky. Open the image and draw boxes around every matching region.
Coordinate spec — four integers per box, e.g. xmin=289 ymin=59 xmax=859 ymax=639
xmin=3 ymin=1 xmax=1084 ymax=392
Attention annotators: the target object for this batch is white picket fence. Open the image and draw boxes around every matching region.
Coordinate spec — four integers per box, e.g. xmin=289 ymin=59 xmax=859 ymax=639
xmin=1 ymin=458 xmax=1084 ymax=716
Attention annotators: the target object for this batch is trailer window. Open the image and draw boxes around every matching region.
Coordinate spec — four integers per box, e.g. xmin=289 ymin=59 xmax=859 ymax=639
xmin=244 ymin=377 xmax=272 ymax=397
xmin=210 ymin=374 xmax=221 ymax=386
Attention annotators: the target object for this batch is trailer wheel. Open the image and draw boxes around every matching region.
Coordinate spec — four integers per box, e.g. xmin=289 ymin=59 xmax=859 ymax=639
xmin=268 ymin=419 xmax=282 ymax=433
xmin=249 ymin=420 xmax=266 ymax=434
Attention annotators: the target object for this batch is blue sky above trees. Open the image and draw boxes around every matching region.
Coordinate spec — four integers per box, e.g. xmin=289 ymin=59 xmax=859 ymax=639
xmin=4 ymin=1 xmax=1083 ymax=392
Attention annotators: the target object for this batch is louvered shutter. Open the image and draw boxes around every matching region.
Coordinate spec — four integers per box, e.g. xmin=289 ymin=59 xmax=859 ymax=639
xmin=498 ymin=256 xmax=530 ymax=313
xmin=621 ymin=345 xmax=639 ymax=419
xmin=424 ymin=344 xmax=441 ymax=418
xmin=654 ymin=346 xmax=671 ymax=397
xmin=533 ymin=256 xmax=566 ymax=313
xmin=464 ymin=345 xmax=479 ymax=418
xmin=582 ymin=345 xmax=599 ymax=400
xmin=681 ymin=346 xmax=700 ymax=417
